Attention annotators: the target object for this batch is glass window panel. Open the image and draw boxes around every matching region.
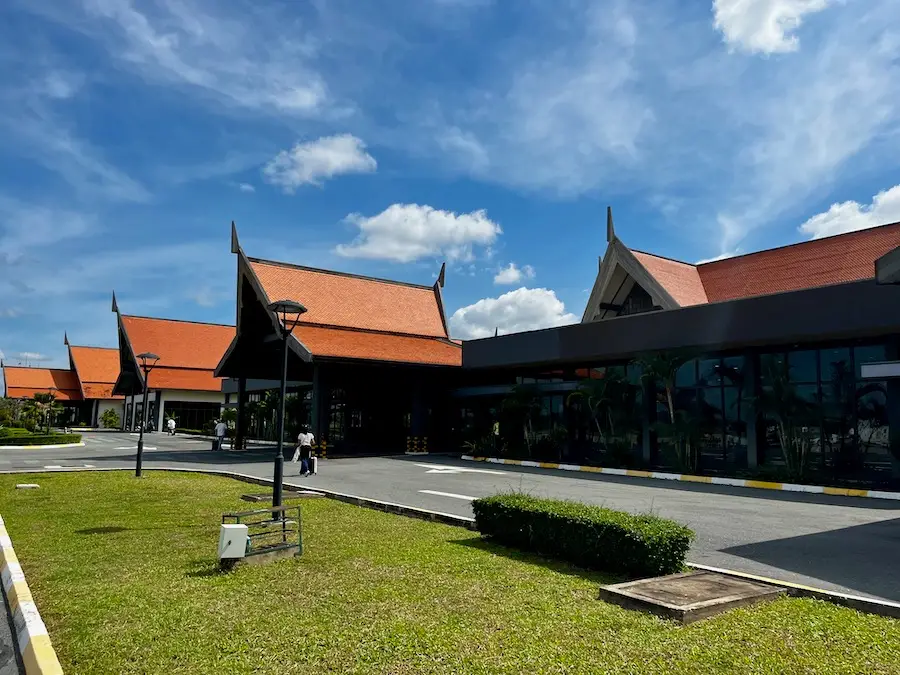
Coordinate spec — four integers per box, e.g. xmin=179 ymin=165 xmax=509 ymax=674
xmin=698 ymin=358 xmax=722 ymax=387
xmin=721 ymin=356 xmax=747 ymax=391
xmin=856 ymin=381 xmax=890 ymax=473
xmin=696 ymin=387 xmax=724 ymax=471
xmin=820 ymin=348 xmax=852 ymax=388
xmin=675 ymin=359 xmax=698 ymax=387
xmin=854 ymin=344 xmax=888 ymax=379
xmin=626 ymin=363 xmax=643 ymax=386
xmin=723 ymin=387 xmax=747 ymax=468
xmin=760 ymin=353 xmax=786 ymax=386
xmin=788 ymin=350 xmax=818 ymax=383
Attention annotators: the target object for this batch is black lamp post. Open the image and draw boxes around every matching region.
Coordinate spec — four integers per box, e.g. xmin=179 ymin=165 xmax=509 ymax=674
xmin=47 ymin=386 xmax=58 ymax=433
xmin=266 ymin=300 xmax=307 ymax=511
xmin=135 ymin=352 xmax=160 ymax=478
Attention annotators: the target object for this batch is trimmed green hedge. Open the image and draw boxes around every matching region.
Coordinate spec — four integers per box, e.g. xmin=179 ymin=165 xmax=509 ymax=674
xmin=472 ymin=493 xmax=694 ymax=578
xmin=0 ymin=433 xmax=82 ymax=447
xmin=0 ymin=427 xmax=31 ymax=438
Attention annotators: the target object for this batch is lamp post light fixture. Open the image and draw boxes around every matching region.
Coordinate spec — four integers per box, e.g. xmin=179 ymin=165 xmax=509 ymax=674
xmin=135 ymin=352 xmax=160 ymax=478
xmin=266 ymin=300 xmax=308 ymax=511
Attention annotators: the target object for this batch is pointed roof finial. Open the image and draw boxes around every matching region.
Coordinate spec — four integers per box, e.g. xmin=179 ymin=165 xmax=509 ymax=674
xmin=606 ymin=206 xmax=615 ymax=243
xmin=111 ymin=291 xmax=118 ymax=314
xmin=231 ymin=221 xmax=240 ymax=254
xmin=437 ymin=262 xmax=446 ymax=288
xmin=64 ymin=332 xmax=69 ymax=346
xmin=494 ymin=326 xmax=499 ymax=337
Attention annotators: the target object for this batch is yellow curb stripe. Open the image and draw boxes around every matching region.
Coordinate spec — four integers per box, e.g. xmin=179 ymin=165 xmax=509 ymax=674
xmin=459 ymin=457 xmax=900 ymax=501
xmin=680 ymin=474 xmax=712 ymax=483
xmin=0 ymin=515 xmax=64 ymax=675
xmin=746 ymin=480 xmax=782 ymax=490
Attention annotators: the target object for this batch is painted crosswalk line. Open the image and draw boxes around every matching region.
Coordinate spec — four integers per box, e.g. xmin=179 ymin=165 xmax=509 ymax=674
xmin=419 ymin=490 xmax=477 ymax=501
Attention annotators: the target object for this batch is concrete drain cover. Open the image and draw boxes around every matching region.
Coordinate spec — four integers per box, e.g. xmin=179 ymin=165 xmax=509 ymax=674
xmin=598 ymin=571 xmax=785 ymax=624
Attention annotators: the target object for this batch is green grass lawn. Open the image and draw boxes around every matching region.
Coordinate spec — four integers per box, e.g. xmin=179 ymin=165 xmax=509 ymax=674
xmin=1 ymin=472 xmax=897 ymax=674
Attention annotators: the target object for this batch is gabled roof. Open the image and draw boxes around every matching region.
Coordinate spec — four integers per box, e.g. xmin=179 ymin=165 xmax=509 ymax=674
xmin=1 ymin=366 xmax=82 ymax=401
xmin=293 ymin=324 xmax=462 ymax=366
xmin=585 ymin=217 xmax=900 ymax=321
xmin=249 ymin=258 xmax=449 ymax=339
xmin=630 ymin=251 xmax=708 ymax=306
xmin=119 ymin=315 xmax=234 ymax=392
xmin=68 ymin=345 xmax=122 ymax=400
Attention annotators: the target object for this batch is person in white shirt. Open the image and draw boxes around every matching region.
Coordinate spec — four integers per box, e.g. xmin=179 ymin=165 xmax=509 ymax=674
xmin=167 ymin=417 xmax=176 ymax=436
xmin=214 ymin=420 xmax=227 ymax=450
xmin=293 ymin=425 xmax=315 ymax=476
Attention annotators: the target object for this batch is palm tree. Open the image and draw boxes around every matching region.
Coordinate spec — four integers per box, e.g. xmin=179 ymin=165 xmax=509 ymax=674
xmin=501 ymin=384 xmax=542 ymax=455
xmin=637 ymin=351 xmax=691 ymax=425
xmin=752 ymin=358 xmax=820 ymax=481
xmin=26 ymin=393 xmax=62 ymax=433
xmin=567 ymin=370 xmax=636 ymax=452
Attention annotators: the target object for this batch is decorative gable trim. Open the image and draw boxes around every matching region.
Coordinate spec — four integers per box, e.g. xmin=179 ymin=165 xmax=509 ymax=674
xmin=582 ymin=240 xmax=680 ymax=323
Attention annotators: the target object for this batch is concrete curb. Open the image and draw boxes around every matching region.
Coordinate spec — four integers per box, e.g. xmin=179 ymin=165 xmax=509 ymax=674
xmin=0 ymin=516 xmax=64 ymax=675
xmin=461 ymin=455 xmax=900 ymax=502
xmin=3 ymin=467 xmax=898 ymax=620
xmin=686 ymin=563 xmax=900 ymax=619
xmin=0 ymin=443 xmax=85 ymax=451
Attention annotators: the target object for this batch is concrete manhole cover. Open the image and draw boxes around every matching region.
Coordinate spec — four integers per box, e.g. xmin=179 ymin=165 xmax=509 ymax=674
xmin=598 ymin=571 xmax=785 ymax=624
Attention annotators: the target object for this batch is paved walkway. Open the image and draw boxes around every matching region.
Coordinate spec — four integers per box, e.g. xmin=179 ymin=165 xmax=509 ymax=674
xmin=1 ymin=431 xmax=899 ymax=602
xmin=0 ymin=592 xmax=22 ymax=675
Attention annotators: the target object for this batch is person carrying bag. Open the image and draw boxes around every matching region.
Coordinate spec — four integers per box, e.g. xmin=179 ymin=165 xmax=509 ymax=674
xmin=292 ymin=425 xmax=315 ymax=477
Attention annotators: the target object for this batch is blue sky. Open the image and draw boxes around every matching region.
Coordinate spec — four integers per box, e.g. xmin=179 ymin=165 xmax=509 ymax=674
xmin=1 ymin=0 xmax=900 ymax=378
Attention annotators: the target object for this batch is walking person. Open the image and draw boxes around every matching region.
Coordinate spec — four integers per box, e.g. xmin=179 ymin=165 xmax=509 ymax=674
xmin=167 ymin=417 xmax=176 ymax=436
xmin=214 ymin=418 xmax=227 ymax=451
xmin=293 ymin=425 xmax=315 ymax=477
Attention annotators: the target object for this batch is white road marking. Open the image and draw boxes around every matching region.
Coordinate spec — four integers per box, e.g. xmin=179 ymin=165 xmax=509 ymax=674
xmin=114 ymin=446 xmax=157 ymax=451
xmin=419 ymin=490 xmax=477 ymax=501
xmin=44 ymin=464 xmax=96 ymax=469
xmin=44 ymin=465 xmax=62 ymax=469
xmin=413 ymin=462 xmax=506 ymax=476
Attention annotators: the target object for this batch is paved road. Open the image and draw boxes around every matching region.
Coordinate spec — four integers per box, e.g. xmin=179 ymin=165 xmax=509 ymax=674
xmin=1 ymin=431 xmax=899 ymax=603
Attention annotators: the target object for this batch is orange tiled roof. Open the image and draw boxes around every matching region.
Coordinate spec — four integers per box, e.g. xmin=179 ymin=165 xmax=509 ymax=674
xmin=146 ymin=368 xmax=224 ymax=392
xmin=120 ymin=316 xmax=233 ymax=392
xmin=628 ymin=222 xmax=900 ymax=306
xmin=697 ymin=222 xmax=900 ymax=303
xmin=69 ymin=346 xmax=122 ymax=400
xmin=2 ymin=367 xmax=83 ymax=401
xmin=250 ymin=260 xmax=448 ymax=338
xmin=122 ymin=316 xmax=235 ymax=369
xmin=631 ymin=251 xmax=708 ymax=306
xmin=293 ymin=324 xmax=462 ymax=366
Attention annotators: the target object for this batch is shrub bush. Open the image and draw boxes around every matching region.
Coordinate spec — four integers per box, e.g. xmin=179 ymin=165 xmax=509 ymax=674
xmin=472 ymin=493 xmax=694 ymax=578
xmin=0 ymin=433 xmax=82 ymax=447
xmin=0 ymin=427 xmax=31 ymax=438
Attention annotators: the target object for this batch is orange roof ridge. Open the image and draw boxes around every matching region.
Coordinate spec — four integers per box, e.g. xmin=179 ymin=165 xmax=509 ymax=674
xmin=248 ymin=257 xmax=435 ymax=291
xmin=294 ymin=320 xmax=457 ymax=341
xmin=121 ymin=314 xmax=233 ymax=328
xmin=698 ymin=220 xmax=900 ymax=268
xmin=69 ymin=344 xmax=118 ymax=352
xmin=628 ymin=248 xmax=696 ymax=267
xmin=3 ymin=366 xmax=72 ymax=374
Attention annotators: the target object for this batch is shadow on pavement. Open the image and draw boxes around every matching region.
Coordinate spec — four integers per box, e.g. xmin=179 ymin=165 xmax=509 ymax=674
xmin=721 ymin=517 xmax=900 ymax=602
xmin=449 ymin=536 xmax=619 ymax=585
xmin=387 ymin=455 xmax=900 ymax=511
xmin=62 ymin=450 xmax=274 ymax=466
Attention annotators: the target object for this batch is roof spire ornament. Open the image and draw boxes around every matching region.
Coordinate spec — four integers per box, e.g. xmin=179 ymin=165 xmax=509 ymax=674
xmin=437 ymin=262 xmax=446 ymax=288
xmin=111 ymin=291 xmax=119 ymax=314
xmin=231 ymin=221 xmax=240 ymax=254
xmin=606 ymin=206 xmax=615 ymax=243
xmin=494 ymin=327 xmax=499 ymax=337
xmin=64 ymin=332 xmax=69 ymax=346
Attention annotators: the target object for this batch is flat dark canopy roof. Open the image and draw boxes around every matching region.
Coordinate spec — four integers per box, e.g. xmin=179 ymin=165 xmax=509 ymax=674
xmin=464 ymin=279 xmax=900 ymax=370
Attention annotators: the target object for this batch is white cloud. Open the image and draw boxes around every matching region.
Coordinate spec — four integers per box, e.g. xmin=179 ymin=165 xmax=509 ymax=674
xmin=263 ymin=135 xmax=376 ymax=192
xmin=449 ymin=287 xmax=577 ymax=339
xmin=0 ymin=309 xmax=22 ymax=318
xmin=494 ymin=263 xmax=535 ymax=285
xmin=336 ymin=203 xmax=501 ymax=263
xmin=73 ymin=0 xmax=330 ymax=116
xmin=799 ymin=184 xmax=900 ymax=239
xmin=713 ymin=0 xmax=830 ymax=55
xmin=696 ymin=250 xmax=740 ymax=264
xmin=238 ymin=183 xmax=255 ymax=193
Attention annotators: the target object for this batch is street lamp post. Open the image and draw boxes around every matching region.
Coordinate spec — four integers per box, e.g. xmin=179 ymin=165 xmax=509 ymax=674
xmin=135 ymin=352 xmax=160 ymax=478
xmin=267 ymin=300 xmax=308 ymax=511
xmin=46 ymin=386 xmax=58 ymax=433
